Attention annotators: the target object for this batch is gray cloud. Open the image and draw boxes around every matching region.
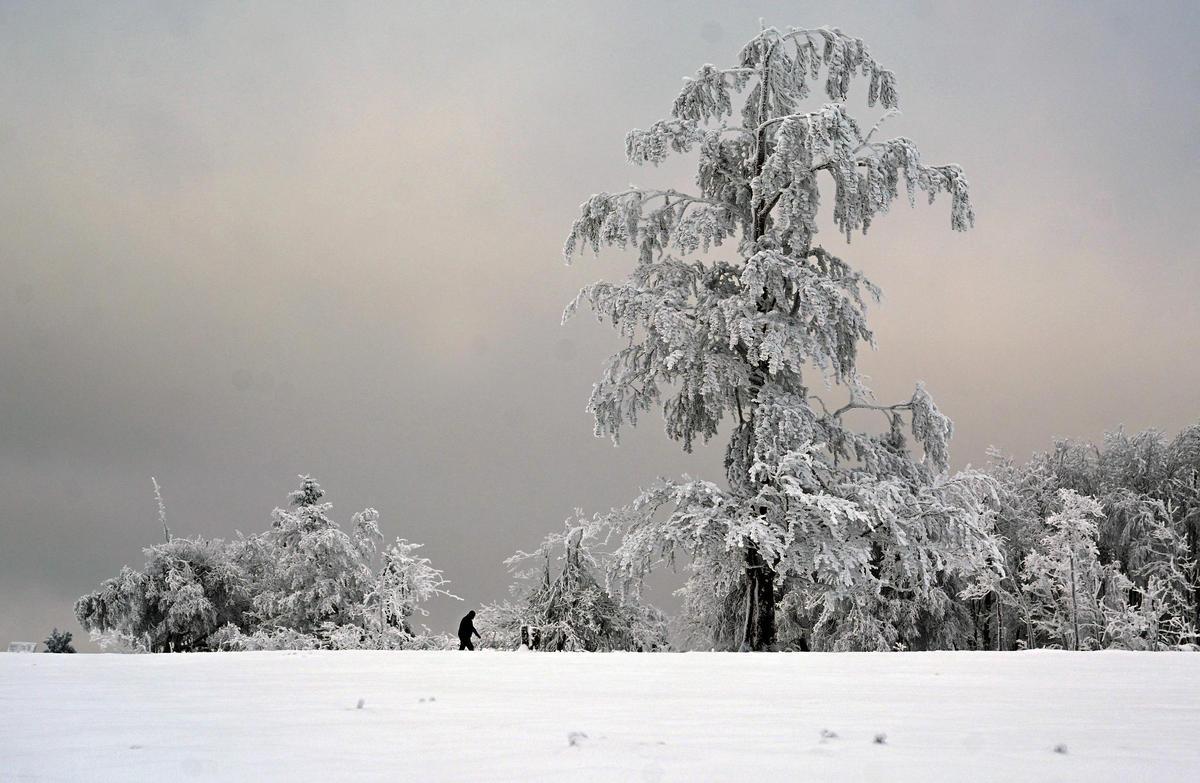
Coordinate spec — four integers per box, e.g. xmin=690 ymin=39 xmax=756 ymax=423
xmin=2 ymin=0 xmax=1197 ymax=649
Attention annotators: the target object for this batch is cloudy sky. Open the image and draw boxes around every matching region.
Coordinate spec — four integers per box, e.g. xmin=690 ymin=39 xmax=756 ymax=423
xmin=2 ymin=1 xmax=1197 ymax=649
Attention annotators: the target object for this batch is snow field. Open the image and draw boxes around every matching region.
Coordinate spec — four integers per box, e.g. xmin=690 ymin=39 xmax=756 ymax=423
xmin=2 ymin=649 xmax=1198 ymax=781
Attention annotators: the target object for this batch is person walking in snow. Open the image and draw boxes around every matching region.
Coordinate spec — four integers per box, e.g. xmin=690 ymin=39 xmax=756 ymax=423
xmin=458 ymin=610 xmax=481 ymax=650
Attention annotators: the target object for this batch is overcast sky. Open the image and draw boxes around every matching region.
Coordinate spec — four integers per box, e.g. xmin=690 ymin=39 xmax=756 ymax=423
xmin=2 ymin=1 xmax=1197 ymax=650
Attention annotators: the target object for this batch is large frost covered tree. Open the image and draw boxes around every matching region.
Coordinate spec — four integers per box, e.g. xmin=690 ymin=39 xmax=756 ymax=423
xmin=564 ymin=25 xmax=1000 ymax=650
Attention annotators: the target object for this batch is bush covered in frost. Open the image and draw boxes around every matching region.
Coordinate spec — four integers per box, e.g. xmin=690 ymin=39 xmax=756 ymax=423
xmin=76 ymin=476 xmax=456 ymax=652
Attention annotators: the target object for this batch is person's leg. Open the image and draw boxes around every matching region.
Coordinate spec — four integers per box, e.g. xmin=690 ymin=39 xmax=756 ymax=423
xmin=465 ymin=639 xmax=474 ymax=651
xmin=459 ymin=639 xmax=467 ymax=650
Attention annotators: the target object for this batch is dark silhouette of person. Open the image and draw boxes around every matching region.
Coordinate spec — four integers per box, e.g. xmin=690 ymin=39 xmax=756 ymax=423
xmin=458 ymin=610 xmax=481 ymax=650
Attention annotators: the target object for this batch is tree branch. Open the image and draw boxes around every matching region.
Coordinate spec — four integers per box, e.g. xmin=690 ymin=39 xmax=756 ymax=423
xmin=832 ymin=399 xmax=913 ymax=419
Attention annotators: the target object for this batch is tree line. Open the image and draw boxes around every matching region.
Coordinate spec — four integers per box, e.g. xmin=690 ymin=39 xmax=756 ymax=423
xmin=73 ymin=423 xmax=1198 ymax=653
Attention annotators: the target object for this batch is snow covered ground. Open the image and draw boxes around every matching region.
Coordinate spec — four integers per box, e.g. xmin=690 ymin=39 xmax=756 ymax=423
xmin=2 ymin=650 xmax=1198 ymax=781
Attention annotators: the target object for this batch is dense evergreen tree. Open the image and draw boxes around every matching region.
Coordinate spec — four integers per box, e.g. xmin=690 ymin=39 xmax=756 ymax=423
xmin=249 ymin=477 xmax=380 ymax=633
xmin=43 ymin=628 xmax=75 ymax=654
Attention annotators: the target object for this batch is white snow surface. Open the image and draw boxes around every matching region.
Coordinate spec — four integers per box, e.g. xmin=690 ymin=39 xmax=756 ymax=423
xmin=2 ymin=650 xmax=1198 ymax=781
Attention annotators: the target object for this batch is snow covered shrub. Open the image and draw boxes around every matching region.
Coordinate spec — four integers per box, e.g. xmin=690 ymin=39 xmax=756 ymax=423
xmin=320 ymin=623 xmax=375 ymax=650
xmin=474 ymin=601 xmax=526 ymax=650
xmin=401 ymin=632 xmax=458 ymax=651
xmin=76 ymin=537 xmax=250 ymax=652
xmin=78 ymin=475 xmax=457 ymax=652
xmin=208 ymin=624 xmax=322 ymax=652
xmin=88 ymin=629 xmax=148 ymax=653
xmin=563 ymin=24 xmax=995 ymax=649
xmin=206 ymin=623 xmax=245 ymax=651
xmin=492 ymin=519 xmax=667 ymax=651
xmin=362 ymin=538 xmax=459 ymax=639
xmin=626 ymin=603 xmax=670 ymax=652
xmin=43 ymin=628 xmax=75 ymax=653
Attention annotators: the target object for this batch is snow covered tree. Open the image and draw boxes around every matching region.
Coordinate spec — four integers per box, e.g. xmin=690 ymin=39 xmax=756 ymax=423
xmin=75 ymin=536 xmax=250 ymax=652
xmin=1058 ymin=428 xmax=1200 ymax=645
xmin=984 ymin=426 xmax=1200 ymax=649
xmin=43 ymin=628 xmax=75 ymax=653
xmin=488 ymin=517 xmax=667 ymax=651
xmin=1020 ymin=490 xmax=1104 ymax=649
xmin=239 ymin=476 xmax=460 ymax=648
xmin=1019 ymin=489 xmax=1153 ymax=650
xmin=364 ymin=537 xmax=459 ymax=639
xmin=564 ymin=24 xmax=998 ymax=650
xmin=958 ymin=448 xmax=1060 ymax=650
xmin=250 ymin=476 xmax=381 ymax=633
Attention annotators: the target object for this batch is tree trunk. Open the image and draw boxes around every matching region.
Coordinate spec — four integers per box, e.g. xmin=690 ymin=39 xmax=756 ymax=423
xmin=743 ymin=548 xmax=776 ymax=651
xmin=996 ymin=594 xmax=1003 ymax=652
xmin=1068 ymin=548 xmax=1080 ymax=651
xmin=1188 ymin=507 xmax=1199 ymax=634
xmin=726 ymin=420 xmax=777 ymax=651
xmin=726 ymin=39 xmax=784 ymax=654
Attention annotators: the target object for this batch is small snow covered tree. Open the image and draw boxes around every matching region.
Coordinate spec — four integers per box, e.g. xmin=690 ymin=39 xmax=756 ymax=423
xmin=44 ymin=628 xmax=75 ymax=653
xmin=564 ymin=24 xmax=998 ymax=649
xmin=1019 ymin=489 xmax=1148 ymax=650
xmin=363 ymin=537 xmax=459 ymax=639
xmin=251 ymin=476 xmax=381 ymax=633
xmin=489 ymin=518 xmax=667 ymax=651
xmin=960 ymin=449 xmax=1059 ymax=650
